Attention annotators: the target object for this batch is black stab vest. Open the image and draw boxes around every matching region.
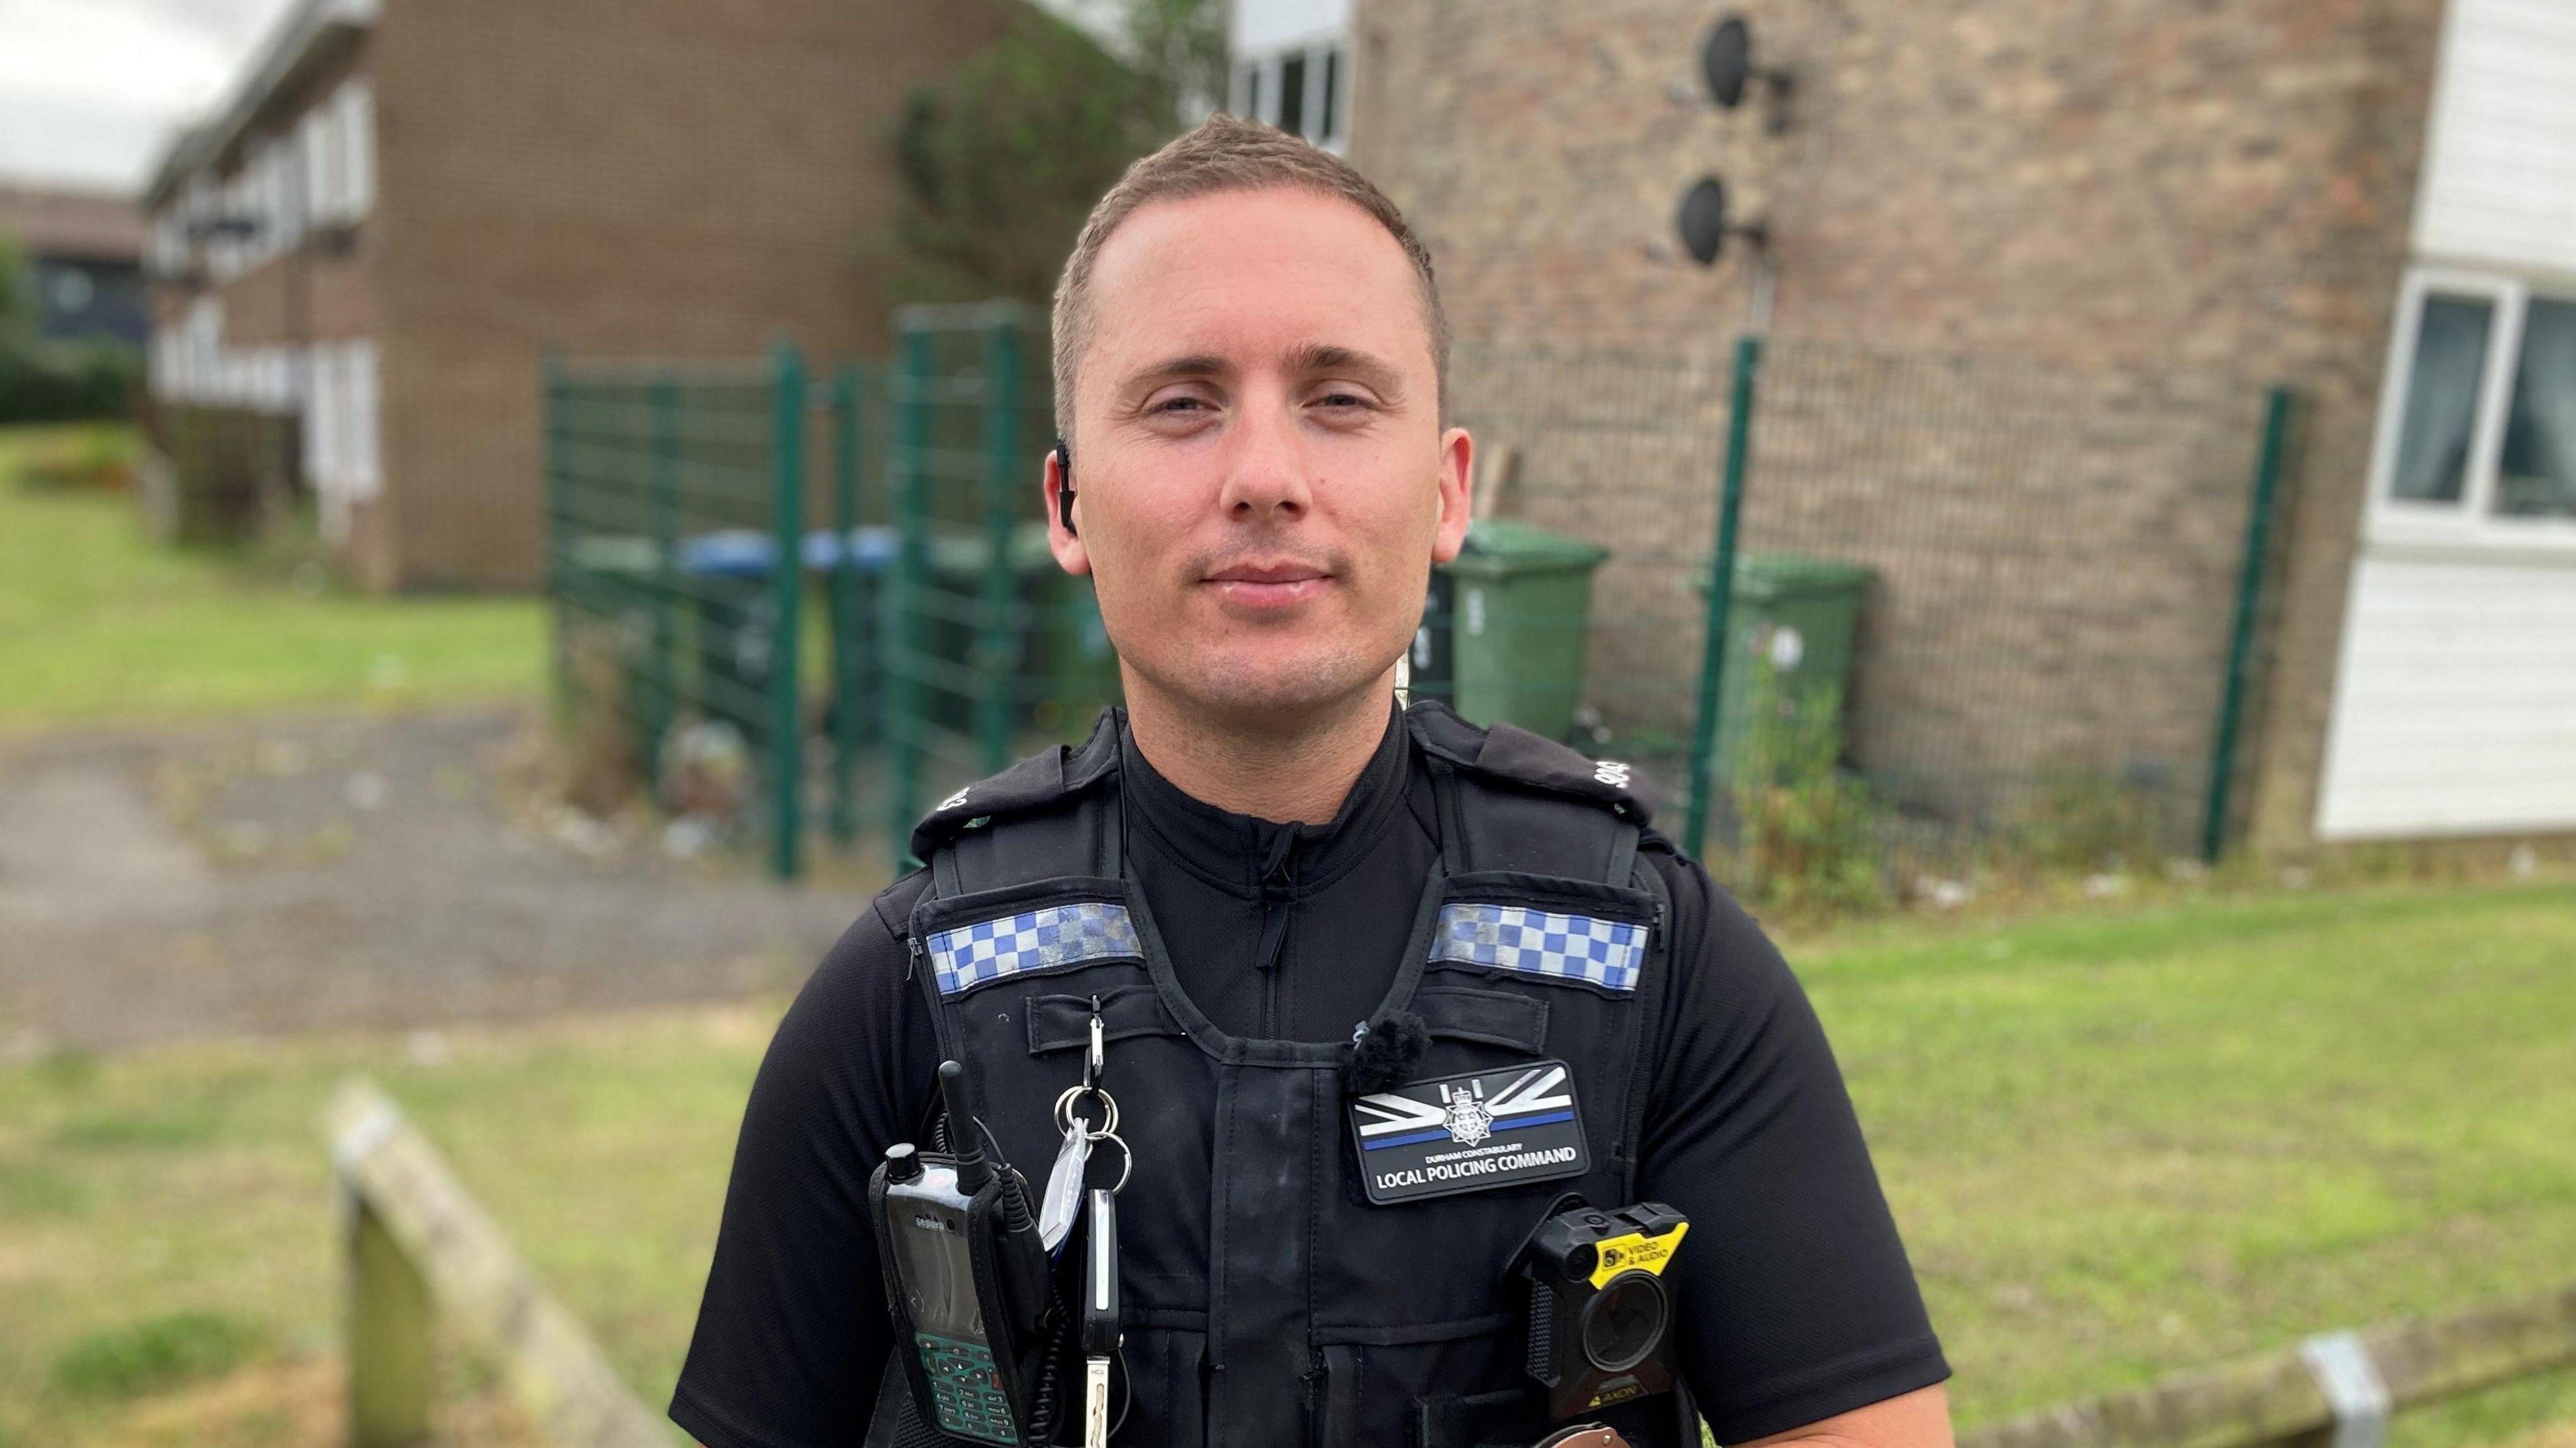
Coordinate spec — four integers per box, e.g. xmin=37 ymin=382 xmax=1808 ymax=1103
xmin=882 ymin=703 xmax=1688 ymax=1448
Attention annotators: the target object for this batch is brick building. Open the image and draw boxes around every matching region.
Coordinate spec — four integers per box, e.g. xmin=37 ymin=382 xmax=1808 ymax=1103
xmin=0 ymin=182 xmax=149 ymax=347
xmin=1321 ymin=0 xmax=2576 ymax=853
xmin=142 ymin=0 xmax=1016 ymax=591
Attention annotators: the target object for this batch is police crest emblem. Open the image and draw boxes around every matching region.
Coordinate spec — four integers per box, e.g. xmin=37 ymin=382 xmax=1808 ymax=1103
xmin=1440 ymin=1081 xmax=1494 ymax=1145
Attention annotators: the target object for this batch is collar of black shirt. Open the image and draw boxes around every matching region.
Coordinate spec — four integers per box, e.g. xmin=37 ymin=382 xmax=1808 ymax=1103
xmin=1118 ymin=698 xmax=1415 ymax=895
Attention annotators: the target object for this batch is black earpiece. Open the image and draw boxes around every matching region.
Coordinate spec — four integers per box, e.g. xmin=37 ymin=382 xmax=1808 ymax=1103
xmin=1052 ymin=437 xmax=1076 ymax=537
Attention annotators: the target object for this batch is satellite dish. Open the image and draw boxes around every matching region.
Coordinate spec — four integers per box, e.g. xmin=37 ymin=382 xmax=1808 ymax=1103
xmin=1701 ymin=17 xmax=1752 ymax=109
xmin=1675 ymin=175 xmax=1768 ymax=267
xmin=1698 ymin=13 xmax=1794 ymax=130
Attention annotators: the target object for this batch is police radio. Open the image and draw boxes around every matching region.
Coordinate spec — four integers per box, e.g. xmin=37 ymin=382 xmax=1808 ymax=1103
xmin=1517 ymin=1202 xmax=1690 ymax=1421
xmin=870 ymin=1061 xmax=1064 ymax=1446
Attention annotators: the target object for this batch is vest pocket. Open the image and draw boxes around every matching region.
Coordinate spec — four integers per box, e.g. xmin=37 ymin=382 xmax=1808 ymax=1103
xmin=1116 ymin=1322 xmax=1208 ymax=1447
xmin=1308 ymin=1313 xmax=1519 ymax=1448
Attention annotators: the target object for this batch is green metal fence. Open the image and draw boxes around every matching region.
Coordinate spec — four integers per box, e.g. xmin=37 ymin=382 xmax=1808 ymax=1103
xmin=1444 ymin=335 xmax=2294 ymax=908
xmin=543 ymin=344 xmax=887 ymax=881
xmin=879 ymin=302 xmax=1116 ymax=868
xmin=545 ymin=319 xmax=2292 ymax=906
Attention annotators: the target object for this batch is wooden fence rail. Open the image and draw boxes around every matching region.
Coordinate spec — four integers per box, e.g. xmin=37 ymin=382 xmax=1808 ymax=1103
xmin=324 ymin=1071 xmax=2575 ymax=1448
xmin=1964 ymin=1281 xmax=2576 ymax=1448
xmin=324 ymin=1077 xmax=670 ymax=1448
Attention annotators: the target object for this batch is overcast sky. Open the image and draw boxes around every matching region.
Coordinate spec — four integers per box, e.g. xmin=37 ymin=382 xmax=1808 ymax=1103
xmin=0 ymin=0 xmax=297 ymax=192
xmin=0 ymin=0 xmax=1127 ymax=197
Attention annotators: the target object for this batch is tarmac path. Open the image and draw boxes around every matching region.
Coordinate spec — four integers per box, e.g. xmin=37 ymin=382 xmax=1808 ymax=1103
xmin=0 ymin=706 xmax=867 ymax=1052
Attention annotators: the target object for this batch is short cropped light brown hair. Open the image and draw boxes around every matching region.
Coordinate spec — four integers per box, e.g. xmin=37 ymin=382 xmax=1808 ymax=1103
xmin=1050 ymin=114 xmax=1450 ymax=440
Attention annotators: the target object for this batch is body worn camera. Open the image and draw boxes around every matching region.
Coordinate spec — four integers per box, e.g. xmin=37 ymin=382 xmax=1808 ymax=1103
xmin=869 ymin=1062 xmax=1061 ymax=1446
xmin=1517 ymin=1202 xmax=1690 ymax=1420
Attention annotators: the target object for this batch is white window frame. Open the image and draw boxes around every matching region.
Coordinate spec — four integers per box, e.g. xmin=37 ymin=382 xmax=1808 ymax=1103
xmin=2367 ymin=264 xmax=2576 ymax=555
xmin=1230 ymin=37 xmax=1347 ymax=152
xmin=339 ymin=81 xmax=375 ymax=221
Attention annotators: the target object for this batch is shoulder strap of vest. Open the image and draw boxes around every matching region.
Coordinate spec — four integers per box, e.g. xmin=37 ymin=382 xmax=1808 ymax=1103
xmin=1405 ymin=700 xmax=1648 ymax=884
xmin=912 ymin=708 xmax=1125 ymax=898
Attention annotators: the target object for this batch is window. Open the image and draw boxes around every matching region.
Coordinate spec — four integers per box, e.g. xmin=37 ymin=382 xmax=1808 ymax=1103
xmin=2371 ymin=268 xmax=2576 ymax=543
xmin=2498 ymin=298 xmax=2576 ymax=519
xmin=1320 ymin=46 xmax=1340 ymax=146
xmin=339 ymin=82 xmax=374 ymax=221
xmin=1278 ymin=52 xmax=1307 ymax=138
xmin=1234 ymin=40 xmax=1348 ymax=150
xmin=302 ymin=108 xmax=333 ymax=221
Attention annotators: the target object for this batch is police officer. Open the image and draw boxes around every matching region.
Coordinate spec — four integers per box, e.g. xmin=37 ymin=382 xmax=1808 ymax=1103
xmin=672 ymin=116 xmax=1953 ymax=1448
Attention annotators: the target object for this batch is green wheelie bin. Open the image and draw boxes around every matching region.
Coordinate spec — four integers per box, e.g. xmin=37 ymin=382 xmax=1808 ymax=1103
xmin=1420 ymin=519 xmax=1611 ymax=743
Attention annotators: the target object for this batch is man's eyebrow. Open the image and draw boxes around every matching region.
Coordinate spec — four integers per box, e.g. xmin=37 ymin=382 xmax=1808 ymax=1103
xmin=1285 ymin=343 xmax=1404 ymax=393
xmin=1120 ymin=353 xmax=1231 ymax=390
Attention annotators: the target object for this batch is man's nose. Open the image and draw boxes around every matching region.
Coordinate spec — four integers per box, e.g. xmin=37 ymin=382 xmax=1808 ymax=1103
xmin=1216 ymin=400 xmax=1315 ymax=522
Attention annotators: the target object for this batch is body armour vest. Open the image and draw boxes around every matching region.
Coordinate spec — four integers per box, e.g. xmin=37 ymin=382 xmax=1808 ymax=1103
xmin=877 ymin=702 xmax=1689 ymax=1448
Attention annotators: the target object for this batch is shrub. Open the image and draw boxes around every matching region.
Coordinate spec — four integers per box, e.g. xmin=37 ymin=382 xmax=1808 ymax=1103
xmin=1731 ymin=660 xmax=1888 ymax=916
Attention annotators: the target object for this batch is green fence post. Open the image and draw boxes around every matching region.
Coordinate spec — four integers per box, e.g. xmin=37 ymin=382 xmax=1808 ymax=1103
xmin=828 ymin=363 xmax=862 ymax=844
xmin=2202 ymin=385 xmax=2294 ymax=863
xmin=541 ymin=349 xmax=571 ymax=721
xmin=1683 ymin=335 xmax=1763 ymax=860
xmin=885 ymin=325 xmax=933 ymax=867
xmin=767 ymin=341 xmax=806 ymax=881
xmin=647 ymin=372 xmax=680 ymax=777
xmin=975 ymin=314 xmax=1024 ymax=775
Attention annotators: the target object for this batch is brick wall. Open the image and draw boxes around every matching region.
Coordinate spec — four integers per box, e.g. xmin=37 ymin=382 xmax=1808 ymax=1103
xmin=1351 ymin=0 xmax=2444 ymax=851
xmin=369 ymin=0 xmax=1021 ymax=592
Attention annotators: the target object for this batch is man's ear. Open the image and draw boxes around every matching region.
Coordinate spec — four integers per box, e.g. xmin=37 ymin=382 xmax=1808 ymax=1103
xmin=1042 ymin=443 xmax=1091 ymax=575
xmin=1430 ymin=427 xmax=1474 ymax=565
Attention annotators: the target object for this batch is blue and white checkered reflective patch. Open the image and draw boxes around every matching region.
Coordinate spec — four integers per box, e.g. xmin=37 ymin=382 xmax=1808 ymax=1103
xmin=1431 ymin=903 xmax=1646 ymax=993
xmin=925 ymin=901 xmax=1142 ymax=997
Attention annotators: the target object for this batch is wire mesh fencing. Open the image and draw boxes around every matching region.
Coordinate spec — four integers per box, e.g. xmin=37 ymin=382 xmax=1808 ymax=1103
xmin=544 ymin=317 xmax=2290 ymax=908
xmin=1444 ymin=335 xmax=2290 ymax=911
xmin=879 ymin=302 xmax=1117 ymax=867
xmin=543 ymin=345 xmax=888 ymax=881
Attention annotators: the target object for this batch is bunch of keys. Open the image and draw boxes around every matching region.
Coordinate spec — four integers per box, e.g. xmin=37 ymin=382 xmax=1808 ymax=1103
xmin=1040 ymin=1011 xmax=1130 ymax=1448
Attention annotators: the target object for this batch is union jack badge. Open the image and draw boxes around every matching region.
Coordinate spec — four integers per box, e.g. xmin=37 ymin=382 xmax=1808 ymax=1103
xmin=1346 ymin=1060 xmax=1591 ymax=1205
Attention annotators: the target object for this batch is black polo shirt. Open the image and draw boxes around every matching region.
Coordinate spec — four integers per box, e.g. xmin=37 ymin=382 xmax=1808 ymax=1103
xmin=670 ymin=707 xmax=1947 ymax=1448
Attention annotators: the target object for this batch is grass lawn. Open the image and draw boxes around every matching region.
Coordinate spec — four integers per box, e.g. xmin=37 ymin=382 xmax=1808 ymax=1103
xmin=3 ymin=880 xmax=2573 ymax=1447
xmin=0 ymin=423 xmax=543 ymax=732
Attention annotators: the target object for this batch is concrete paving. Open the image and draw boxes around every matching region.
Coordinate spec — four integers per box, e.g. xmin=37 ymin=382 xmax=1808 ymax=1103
xmin=0 ymin=706 xmax=872 ymax=1052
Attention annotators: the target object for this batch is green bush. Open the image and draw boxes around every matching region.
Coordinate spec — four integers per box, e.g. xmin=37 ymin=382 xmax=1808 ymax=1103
xmin=880 ymin=5 xmax=1197 ymax=307
xmin=0 ymin=337 xmax=139 ymax=425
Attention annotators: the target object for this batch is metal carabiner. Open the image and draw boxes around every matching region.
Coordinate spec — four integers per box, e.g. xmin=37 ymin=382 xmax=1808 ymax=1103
xmin=1085 ymin=1001 xmax=1106 ymax=1091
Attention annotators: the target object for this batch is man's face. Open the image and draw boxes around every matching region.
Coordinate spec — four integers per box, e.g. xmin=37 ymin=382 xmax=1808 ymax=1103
xmin=1048 ymin=186 xmax=1472 ymax=732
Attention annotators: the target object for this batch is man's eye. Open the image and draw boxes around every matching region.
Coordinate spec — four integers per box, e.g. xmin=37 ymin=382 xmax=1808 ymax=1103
xmin=1152 ymin=396 xmax=1209 ymax=414
xmin=1316 ymin=390 xmax=1371 ymax=410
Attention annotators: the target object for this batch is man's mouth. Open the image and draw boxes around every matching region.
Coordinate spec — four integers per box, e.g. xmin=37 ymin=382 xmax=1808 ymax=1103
xmin=1203 ymin=561 xmax=1333 ymax=609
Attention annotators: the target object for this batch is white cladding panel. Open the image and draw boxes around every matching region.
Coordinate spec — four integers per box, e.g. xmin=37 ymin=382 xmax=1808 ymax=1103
xmin=2413 ymin=0 xmax=2576 ymax=274
xmin=1234 ymin=0 xmax=1348 ymax=54
xmin=2316 ymin=553 xmax=2576 ymax=838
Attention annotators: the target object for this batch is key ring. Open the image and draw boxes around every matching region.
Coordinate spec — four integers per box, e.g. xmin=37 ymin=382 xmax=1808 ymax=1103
xmin=1055 ymin=1083 xmax=1119 ymax=1139
xmin=1087 ymin=1128 xmax=1133 ymax=1195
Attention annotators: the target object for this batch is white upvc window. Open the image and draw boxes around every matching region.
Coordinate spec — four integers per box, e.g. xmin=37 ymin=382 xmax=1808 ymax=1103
xmin=339 ymin=81 xmax=375 ymax=221
xmin=2369 ymin=266 xmax=2576 ymax=553
xmin=345 ymin=340 xmax=381 ymax=498
xmin=1232 ymin=39 xmax=1346 ymax=152
xmin=301 ymin=107 xmax=333 ymax=223
xmin=305 ymin=343 xmax=337 ymax=489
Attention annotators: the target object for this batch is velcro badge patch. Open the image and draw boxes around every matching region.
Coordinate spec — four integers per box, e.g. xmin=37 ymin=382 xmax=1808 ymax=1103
xmin=1432 ymin=903 xmax=1645 ymax=993
xmin=1347 ymin=1060 xmax=1590 ymax=1205
xmin=924 ymin=901 xmax=1140 ymax=997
